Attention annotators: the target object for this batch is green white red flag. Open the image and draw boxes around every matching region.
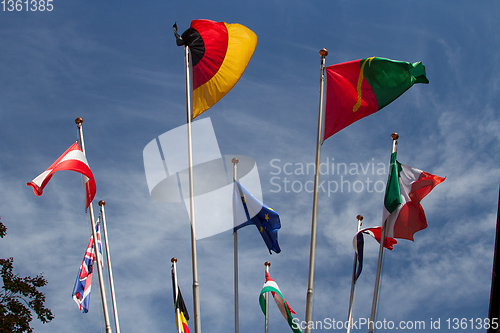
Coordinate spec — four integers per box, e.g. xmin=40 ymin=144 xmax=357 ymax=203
xmin=383 ymin=152 xmax=445 ymax=240
xmin=259 ymin=272 xmax=301 ymax=333
xmin=324 ymin=57 xmax=428 ymax=140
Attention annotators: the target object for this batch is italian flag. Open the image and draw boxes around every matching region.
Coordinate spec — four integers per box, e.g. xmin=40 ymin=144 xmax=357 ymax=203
xmin=383 ymin=152 xmax=445 ymax=240
xmin=324 ymin=57 xmax=429 ymax=141
xmin=259 ymin=272 xmax=302 ymax=333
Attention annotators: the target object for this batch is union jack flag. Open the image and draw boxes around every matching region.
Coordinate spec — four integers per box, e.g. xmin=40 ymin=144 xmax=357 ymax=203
xmin=72 ymin=218 xmax=103 ymax=313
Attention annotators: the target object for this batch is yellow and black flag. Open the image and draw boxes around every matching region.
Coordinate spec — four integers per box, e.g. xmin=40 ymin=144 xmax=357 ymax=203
xmin=171 ymin=264 xmax=190 ymax=333
xmin=174 ymin=287 xmax=190 ymax=333
xmin=174 ymin=19 xmax=257 ymax=119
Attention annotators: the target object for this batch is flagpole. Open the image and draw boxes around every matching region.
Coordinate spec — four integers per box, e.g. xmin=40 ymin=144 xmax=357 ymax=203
xmin=346 ymin=215 xmax=363 ymax=333
xmin=171 ymin=258 xmax=183 ymax=333
xmin=232 ymin=158 xmax=240 ymax=333
xmin=264 ymin=261 xmax=271 ymax=333
xmin=75 ymin=117 xmax=113 ymax=333
xmin=488 ymin=184 xmax=500 ymax=332
xmin=368 ymin=133 xmax=398 ymax=333
xmin=304 ymin=48 xmax=328 ymax=333
xmin=98 ymin=200 xmax=121 ymax=333
xmin=182 ymin=45 xmax=202 ymax=333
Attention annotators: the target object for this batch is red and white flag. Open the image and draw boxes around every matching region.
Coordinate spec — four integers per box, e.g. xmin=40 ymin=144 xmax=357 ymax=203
xmin=27 ymin=142 xmax=96 ymax=208
xmin=352 ymin=226 xmax=397 ymax=281
xmin=383 ymin=152 xmax=445 ymax=240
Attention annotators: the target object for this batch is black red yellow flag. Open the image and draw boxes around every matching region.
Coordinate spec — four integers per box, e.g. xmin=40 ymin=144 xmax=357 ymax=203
xmin=174 ymin=20 xmax=257 ymax=119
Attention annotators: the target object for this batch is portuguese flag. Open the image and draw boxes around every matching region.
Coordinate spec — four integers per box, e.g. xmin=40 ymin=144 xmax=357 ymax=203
xmin=175 ymin=20 xmax=257 ymax=119
xmin=324 ymin=57 xmax=429 ymax=141
xmin=383 ymin=152 xmax=445 ymax=240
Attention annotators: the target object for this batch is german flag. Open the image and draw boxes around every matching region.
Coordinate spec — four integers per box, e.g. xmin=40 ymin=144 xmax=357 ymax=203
xmin=324 ymin=57 xmax=428 ymax=141
xmin=174 ymin=20 xmax=257 ymax=119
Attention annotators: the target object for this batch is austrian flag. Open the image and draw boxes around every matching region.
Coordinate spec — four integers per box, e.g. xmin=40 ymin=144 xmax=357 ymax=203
xmin=27 ymin=142 xmax=96 ymax=208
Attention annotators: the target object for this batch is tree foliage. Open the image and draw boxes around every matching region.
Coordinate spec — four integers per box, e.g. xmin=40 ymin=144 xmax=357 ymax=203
xmin=0 ymin=220 xmax=54 ymax=332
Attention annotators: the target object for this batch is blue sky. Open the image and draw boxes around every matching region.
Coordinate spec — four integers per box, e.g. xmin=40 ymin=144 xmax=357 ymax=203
xmin=1 ymin=1 xmax=500 ymax=332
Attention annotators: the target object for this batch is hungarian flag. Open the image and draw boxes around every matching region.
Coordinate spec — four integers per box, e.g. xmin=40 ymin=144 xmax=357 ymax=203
xmin=233 ymin=181 xmax=281 ymax=254
xmin=259 ymin=272 xmax=301 ymax=333
xmin=383 ymin=152 xmax=445 ymax=240
xmin=324 ymin=57 xmax=429 ymax=141
xmin=352 ymin=226 xmax=397 ymax=281
xmin=27 ymin=142 xmax=96 ymax=208
xmin=174 ymin=19 xmax=257 ymax=119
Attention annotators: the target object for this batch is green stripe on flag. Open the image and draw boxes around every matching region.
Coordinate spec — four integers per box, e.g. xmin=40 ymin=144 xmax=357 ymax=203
xmin=362 ymin=57 xmax=429 ymax=109
xmin=384 ymin=152 xmax=402 ymax=213
xmin=259 ymin=285 xmax=302 ymax=333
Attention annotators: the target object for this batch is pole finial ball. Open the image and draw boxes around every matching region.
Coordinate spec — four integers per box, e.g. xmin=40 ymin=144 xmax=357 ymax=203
xmin=356 ymin=215 xmax=363 ymax=221
xmin=391 ymin=133 xmax=399 ymax=140
xmin=75 ymin=117 xmax=83 ymax=125
xmin=232 ymin=158 xmax=239 ymax=164
xmin=319 ymin=48 xmax=328 ymax=57
xmin=264 ymin=261 xmax=271 ymax=267
xmin=171 ymin=258 xmax=177 ymax=263
xmin=98 ymin=200 xmax=106 ymax=207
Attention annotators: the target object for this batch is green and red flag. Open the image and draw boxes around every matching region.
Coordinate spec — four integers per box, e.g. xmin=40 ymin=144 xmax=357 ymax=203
xmin=174 ymin=20 xmax=257 ymax=119
xmin=323 ymin=57 xmax=429 ymax=141
xmin=382 ymin=152 xmax=445 ymax=240
xmin=259 ymin=272 xmax=302 ymax=333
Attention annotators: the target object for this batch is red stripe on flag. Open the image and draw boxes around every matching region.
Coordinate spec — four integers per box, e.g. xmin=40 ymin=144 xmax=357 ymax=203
xmin=324 ymin=59 xmax=379 ymax=140
xmin=190 ymin=20 xmax=228 ymax=90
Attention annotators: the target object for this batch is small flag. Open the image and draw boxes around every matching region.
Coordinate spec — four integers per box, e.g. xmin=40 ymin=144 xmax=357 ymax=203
xmin=233 ymin=181 xmax=281 ymax=254
xmin=171 ymin=267 xmax=190 ymax=333
xmin=174 ymin=19 xmax=257 ymax=119
xmin=383 ymin=152 xmax=445 ymax=240
xmin=27 ymin=142 xmax=96 ymax=208
xmin=324 ymin=57 xmax=428 ymax=140
xmin=259 ymin=272 xmax=301 ymax=333
xmin=352 ymin=226 xmax=397 ymax=281
xmin=72 ymin=218 xmax=102 ymax=313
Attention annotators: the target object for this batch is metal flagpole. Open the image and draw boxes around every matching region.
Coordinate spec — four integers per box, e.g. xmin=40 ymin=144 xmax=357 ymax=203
xmin=232 ymin=158 xmax=239 ymax=333
xmin=98 ymin=200 xmax=121 ymax=333
xmin=183 ymin=45 xmax=201 ymax=333
xmin=264 ymin=261 xmax=271 ymax=333
xmin=304 ymin=48 xmax=328 ymax=333
xmin=75 ymin=117 xmax=113 ymax=333
xmin=346 ymin=215 xmax=363 ymax=333
xmin=171 ymin=258 xmax=183 ymax=333
xmin=487 ymin=185 xmax=500 ymax=333
xmin=368 ymin=133 xmax=398 ymax=333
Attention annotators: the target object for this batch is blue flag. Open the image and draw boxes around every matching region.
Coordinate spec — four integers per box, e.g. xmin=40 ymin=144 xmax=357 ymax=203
xmin=233 ymin=181 xmax=281 ymax=254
